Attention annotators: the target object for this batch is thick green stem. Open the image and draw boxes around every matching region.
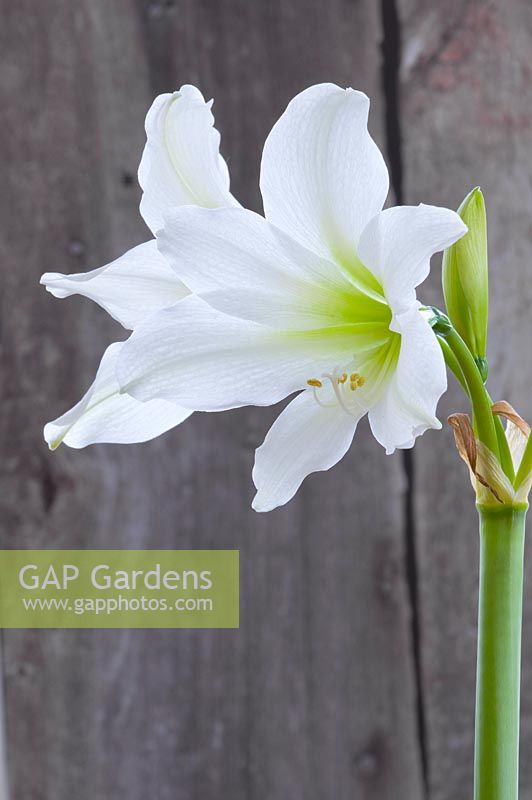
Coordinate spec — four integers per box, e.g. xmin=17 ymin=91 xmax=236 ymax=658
xmin=474 ymin=504 xmax=527 ymax=800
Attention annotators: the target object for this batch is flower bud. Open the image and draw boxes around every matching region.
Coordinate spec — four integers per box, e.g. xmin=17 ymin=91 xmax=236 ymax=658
xmin=442 ymin=187 xmax=488 ymax=381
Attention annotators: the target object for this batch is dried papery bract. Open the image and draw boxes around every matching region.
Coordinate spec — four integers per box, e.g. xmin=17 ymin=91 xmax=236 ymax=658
xmin=448 ymin=404 xmax=532 ymax=507
xmin=448 ymin=413 xmax=506 ymax=504
xmin=492 ymin=402 xmax=532 ymax=501
xmin=492 ymin=400 xmax=531 ymax=438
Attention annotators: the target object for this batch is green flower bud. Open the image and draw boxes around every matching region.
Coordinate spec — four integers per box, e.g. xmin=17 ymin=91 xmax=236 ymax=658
xmin=442 ymin=187 xmax=489 ymax=381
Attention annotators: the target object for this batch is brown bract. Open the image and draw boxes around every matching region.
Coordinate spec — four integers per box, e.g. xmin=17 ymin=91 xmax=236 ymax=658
xmin=448 ymin=402 xmax=531 ymax=506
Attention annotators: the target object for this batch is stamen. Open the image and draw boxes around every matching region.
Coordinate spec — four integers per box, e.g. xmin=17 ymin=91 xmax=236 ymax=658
xmin=307 ymin=368 xmax=367 ymax=417
xmin=312 ymin=389 xmax=336 ymax=409
xmin=321 ymin=371 xmax=355 ymax=417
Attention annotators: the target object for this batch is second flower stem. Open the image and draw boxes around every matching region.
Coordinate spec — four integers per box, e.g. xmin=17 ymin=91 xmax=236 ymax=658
xmin=444 ymin=327 xmax=500 ymax=458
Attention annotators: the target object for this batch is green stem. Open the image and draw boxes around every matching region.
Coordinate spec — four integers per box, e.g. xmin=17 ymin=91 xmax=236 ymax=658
xmin=515 ymin=434 xmax=532 ymax=490
xmin=438 ymin=335 xmax=469 ymax=394
xmin=474 ymin=504 xmax=527 ymax=800
xmin=439 ymin=332 xmax=514 ymax=481
xmin=444 ymin=328 xmax=500 ymax=458
xmin=492 ymin=419 xmax=516 ymax=484
xmin=484 ymin=390 xmax=516 ymax=484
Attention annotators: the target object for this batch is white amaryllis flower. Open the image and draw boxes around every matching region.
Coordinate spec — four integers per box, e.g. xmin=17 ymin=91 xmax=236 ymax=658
xmin=114 ymin=83 xmax=467 ymax=511
xmin=41 ymin=85 xmax=238 ymax=448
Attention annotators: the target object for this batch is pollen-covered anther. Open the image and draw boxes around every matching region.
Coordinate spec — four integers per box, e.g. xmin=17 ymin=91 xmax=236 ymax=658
xmin=338 ymin=373 xmax=348 ymax=384
xmin=307 ymin=378 xmax=323 ymax=388
xmin=349 ymin=373 xmax=365 ymax=391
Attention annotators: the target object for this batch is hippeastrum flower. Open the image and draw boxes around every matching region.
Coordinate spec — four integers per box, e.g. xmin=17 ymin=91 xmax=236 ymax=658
xmin=40 ymin=85 xmax=237 ymax=448
xmin=114 ymin=83 xmax=467 ymax=511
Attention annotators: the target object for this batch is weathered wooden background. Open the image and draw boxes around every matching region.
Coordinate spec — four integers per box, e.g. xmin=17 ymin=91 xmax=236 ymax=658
xmin=1 ymin=1 xmax=531 ymax=798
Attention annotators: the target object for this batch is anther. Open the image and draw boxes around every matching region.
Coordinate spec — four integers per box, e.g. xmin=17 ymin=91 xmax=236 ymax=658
xmin=338 ymin=373 xmax=348 ymax=384
xmin=307 ymin=378 xmax=323 ymax=388
xmin=349 ymin=373 xmax=366 ymax=391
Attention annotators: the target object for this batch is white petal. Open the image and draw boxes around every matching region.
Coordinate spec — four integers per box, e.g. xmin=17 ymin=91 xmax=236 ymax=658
xmin=116 ymin=295 xmax=363 ymax=411
xmin=44 ymin=342 xmax=191 ymax=449
xmin=357 ymin=204 xmax=467 ymax=313
xmin=368 ymin=306 xmax=447 ymax=454
xmin=41 ymin=241 xmax=189 ymax=329
xmin=159 ymin=205 xmax=387 ymax=329
xmin=252 ymin=389 xmax=360 ymax=512
xmin=139 ymin=85 xmax=238 ymax=234
xmin=260 ymin=83 xmax=389 ymax=267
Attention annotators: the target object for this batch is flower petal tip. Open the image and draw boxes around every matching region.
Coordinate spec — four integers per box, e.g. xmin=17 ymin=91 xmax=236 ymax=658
xmin=251 ymin=491 xmax=277 ymax=513
xmin=251 ymin=495 xmax=267 ymax=513
xmin=44 ymin=426 xmax=62 ymax=451
xmin=40 ymin=273 xmax=58 ymax=289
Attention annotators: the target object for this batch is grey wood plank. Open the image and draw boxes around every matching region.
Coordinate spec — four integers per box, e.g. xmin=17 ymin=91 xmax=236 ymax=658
xmin=1 ymin=1 xmax=423 ymax=798
xmin=399 ymin=2 xmax=532 ymax=798
xmin=0 ymin=636 xmax=9 ymax=800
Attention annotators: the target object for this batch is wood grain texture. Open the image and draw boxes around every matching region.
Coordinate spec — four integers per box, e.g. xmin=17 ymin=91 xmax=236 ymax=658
xmin=399 ymin=1 xmax=532 ymax=798
xmin=0 ymin=1 xmax=424 ymax=799
xmin=0 ymin=641 xmax=8 ymax=800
